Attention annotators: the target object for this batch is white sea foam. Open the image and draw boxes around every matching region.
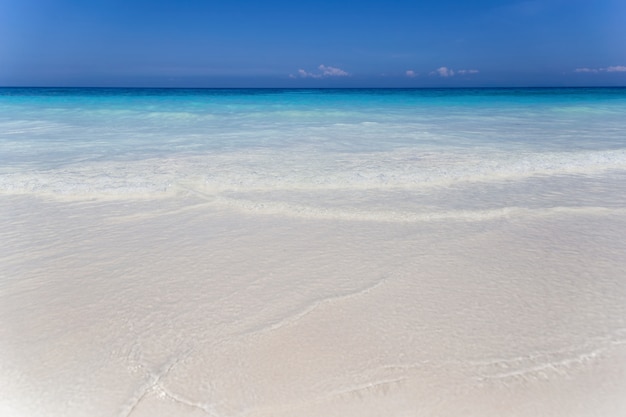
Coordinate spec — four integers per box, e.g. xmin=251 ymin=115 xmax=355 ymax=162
xmin=1 ymin=148 xmax=625 ymax=199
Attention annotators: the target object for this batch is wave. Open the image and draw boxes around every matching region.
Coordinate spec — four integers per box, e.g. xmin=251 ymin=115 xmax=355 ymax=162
xmin=1 ymin=148 xmax=625 ymax=199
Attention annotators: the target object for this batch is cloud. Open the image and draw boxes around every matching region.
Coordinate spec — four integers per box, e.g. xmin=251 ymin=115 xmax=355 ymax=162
xmin=457 ymin=69 xmax=479 ymax=75
xmin=435 ymin=67 xmax=454 ymax=77
xmin=575 ymin=65 xmax=626 ymax=73
xmin=292 ymin=64 xmax=349 ymax=79
xmin=405 ymin=70 xmax=417 ymax=78
xmin=430 ymin=67 xmax=479 ymax=77
xmin=574 ymin=68 xmax=599 ymax=73
xmin=319 ymin=64 xmax=349 ymax=77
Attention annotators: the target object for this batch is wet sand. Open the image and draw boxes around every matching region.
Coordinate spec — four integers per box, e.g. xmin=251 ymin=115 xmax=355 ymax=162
xmin=2 ymin=193 xmax=626 ymax=416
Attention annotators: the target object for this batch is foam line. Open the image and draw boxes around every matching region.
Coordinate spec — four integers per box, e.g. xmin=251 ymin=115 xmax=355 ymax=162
xmin=237 ymin=276 xmax=388 ymax=338
xmin=210 ymin=197 xmax=626 ymax=222
xmin=473 ymin=330 xmax=626 ymax=381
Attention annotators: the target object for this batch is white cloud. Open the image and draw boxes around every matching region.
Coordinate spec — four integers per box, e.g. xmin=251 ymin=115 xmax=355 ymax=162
xmin=575 ymin=65 xmax=626 ymax=73
xmin=293 ymin=69 xmax=319 ymax=78
xmin=319 ymin=64 xmax=349 ymax=77
xmin=293 ymin=64 xmax=349 ymax=79
xmin=430 ymin=67 xmax=478 ymax=77
xmin=436 ymin=67 xmax=454 ymax=77
xmin=574 ymin=68 xmax=599 ymax=73
xmin=405 ymin=70 xmax=417 ymax=78
xmin=298 ymin=68 xmax=316 ymax=78
xmin=457 ymin=69 xmax=479 ymax=75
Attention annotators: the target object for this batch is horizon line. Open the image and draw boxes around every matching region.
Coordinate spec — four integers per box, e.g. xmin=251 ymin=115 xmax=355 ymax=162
xmin=2 ymin=85 xmax=626 ymax=90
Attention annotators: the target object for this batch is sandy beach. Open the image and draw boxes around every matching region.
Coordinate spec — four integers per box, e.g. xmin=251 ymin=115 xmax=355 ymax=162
xmin=2 ymin=188 xmax=626 ymax=416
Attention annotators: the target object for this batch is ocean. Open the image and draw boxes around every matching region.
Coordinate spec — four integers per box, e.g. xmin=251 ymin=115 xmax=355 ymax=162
xmin=2 ymin=87 xmax=626 ymax=416
xmin=2 ymin=88 xmax=626 ymax=198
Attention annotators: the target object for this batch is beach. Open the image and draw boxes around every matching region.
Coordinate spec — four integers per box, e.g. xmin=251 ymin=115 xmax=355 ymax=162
xmin=2 ymin=88 xmax=626 ymax=416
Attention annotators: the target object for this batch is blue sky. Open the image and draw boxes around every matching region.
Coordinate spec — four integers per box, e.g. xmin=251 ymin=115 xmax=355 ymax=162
xmin=1 ymin=0 xmax=625 ymax=87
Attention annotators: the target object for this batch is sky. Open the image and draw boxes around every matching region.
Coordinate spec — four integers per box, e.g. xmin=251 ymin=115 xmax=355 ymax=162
xmin=1 ymin=0 xmax=625 ymax=88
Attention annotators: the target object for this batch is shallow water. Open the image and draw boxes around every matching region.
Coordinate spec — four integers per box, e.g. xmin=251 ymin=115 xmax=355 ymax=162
xmin=1 ymin=88 xmax=626 ymax=416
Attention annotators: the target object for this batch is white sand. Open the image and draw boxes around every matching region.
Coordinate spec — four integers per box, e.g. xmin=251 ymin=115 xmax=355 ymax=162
xmin=2 ymin=193 xmax=626 ymax=417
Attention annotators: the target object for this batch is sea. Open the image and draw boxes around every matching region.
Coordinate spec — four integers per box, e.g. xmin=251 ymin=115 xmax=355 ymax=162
xmin=2 ymin=87 xmax=626 ymax=207
xmin=2 ymin=87 xmax=626 ymax=417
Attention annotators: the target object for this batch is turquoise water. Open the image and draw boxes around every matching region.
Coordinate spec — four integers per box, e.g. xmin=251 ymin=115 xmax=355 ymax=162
xmin=1 ymin=87 xmax=626 ymax=200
